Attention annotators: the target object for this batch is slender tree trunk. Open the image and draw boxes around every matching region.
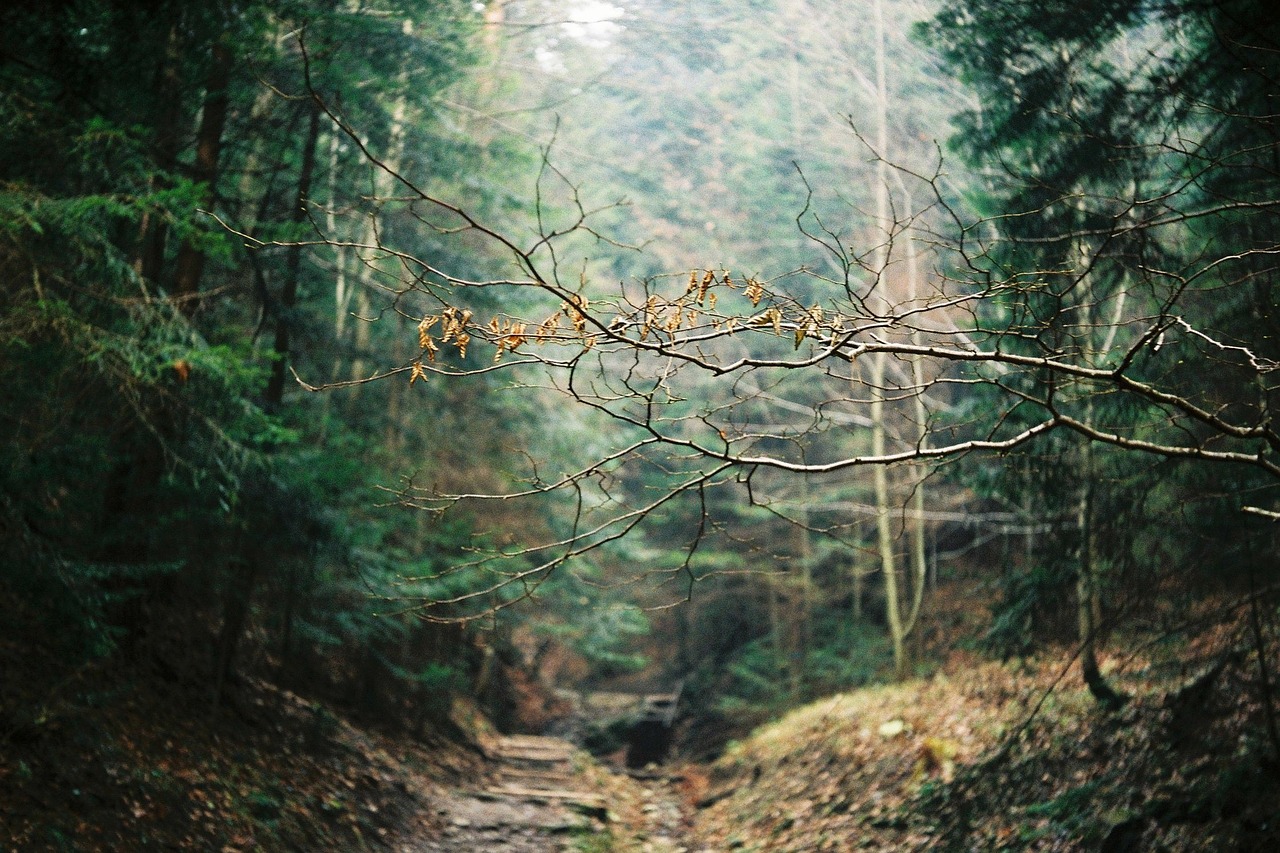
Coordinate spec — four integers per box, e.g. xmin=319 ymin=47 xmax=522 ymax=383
xmin=867 ymin=0 xmax=908 ymax=680
xmin=768 ymin=567 xmax=784 ymax=683
xmin=1075 ymin=444 xmax=1112 ymax=702
xmin=852 ymin=519 xmax=865 ymax=623
xmin=800 ymin=515 xmax=812 ymax=672
xmin=172 ymin=37 xmax=233 ymax=315
xmin=872 ymin=367 xmax=907 ymax=678
xmin=136 ymin=17 xmax=186 ymax=284
xmin=901 ymin=185 xmax=929 ymax=644
xmin=1075 ymin=210 xmax=1125 ymax=707
xmin=348 ymin=23 xmax=413 ymax=394
xmin=1075 ymin=407 xmax=1124 ymax=706
xmin=796 ymin=475 xmax=813 ymax=676
xmin=328 ymin=131 xmax=354 ymax=343
xmin=265 ymin=99 xmax=322 ymax=412
xmin=213 ymin=556 xmax=259 ymax=710
xmin=386 ymin=312 xmax=406 ymax=453
xmin=316 ymin=130 xmax=347 ymax=444
xmin=376 ymin=29 xmax=414 ymax=447
xmin=481 ymin=0 xmax=506 ymax=85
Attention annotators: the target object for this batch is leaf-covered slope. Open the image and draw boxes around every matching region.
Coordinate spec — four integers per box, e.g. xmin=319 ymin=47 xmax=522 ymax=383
xmin=688 ymin=652 xmax=1280 ymax=851
xmin=0 ymin=635 xmax=487 ymax=852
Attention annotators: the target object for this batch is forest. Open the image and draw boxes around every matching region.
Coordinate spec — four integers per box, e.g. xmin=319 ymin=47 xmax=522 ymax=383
xmin=2 ymin=0 xmax=1279 ymax=850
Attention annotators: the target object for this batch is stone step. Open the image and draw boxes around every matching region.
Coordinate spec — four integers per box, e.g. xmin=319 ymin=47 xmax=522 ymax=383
xmin=494 ymin=736 xmax=574 ymax=752
xmin=481 ymin=784 xmax=606 ymax=808
xmin=498 ymin=766 xmax=575 ymax=784
xmin=498 ymin=735 xmax=573 ymax=751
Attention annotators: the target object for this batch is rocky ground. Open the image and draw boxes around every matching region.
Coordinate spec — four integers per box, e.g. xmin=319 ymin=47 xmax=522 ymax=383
xmin=412 ymin=734 xmax=609 ymax=852
xmin=405 ymin=733 xmax=697 ymax=852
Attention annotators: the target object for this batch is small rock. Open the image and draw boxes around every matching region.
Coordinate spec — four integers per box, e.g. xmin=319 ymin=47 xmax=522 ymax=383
xmin=878 ymin=719 xmax=907 ymax=738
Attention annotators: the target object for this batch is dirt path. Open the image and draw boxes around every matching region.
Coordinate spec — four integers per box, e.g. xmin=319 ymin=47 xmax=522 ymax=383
xmin=619 ymin=771 xmax=694 ymax=852
xmin=406 ymin=735 xmax=607 ymax=852
xmin=401 ymin=734 xmax=700 ymax=852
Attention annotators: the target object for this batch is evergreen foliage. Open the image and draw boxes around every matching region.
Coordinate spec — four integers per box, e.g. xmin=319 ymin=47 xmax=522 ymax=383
xmin=0 ymin=0 xmax=531 ymax=730
xmin=922 ymin=0 xmax=1280 ymax=659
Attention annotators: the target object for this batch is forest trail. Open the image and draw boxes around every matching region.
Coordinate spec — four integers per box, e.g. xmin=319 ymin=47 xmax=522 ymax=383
xmin=408 ymin=734 xmax=694 ymax=851
xmin=411 ymin=735 xmax=601 ymax=851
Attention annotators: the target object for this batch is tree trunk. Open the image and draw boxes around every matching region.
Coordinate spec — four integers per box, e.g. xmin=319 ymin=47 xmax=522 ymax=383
xmin=172 ymin=37 xmax=233 ymax=315
xmin=136 ymin=17 xmax=186 ymax=285
xmin=265 ymin=99 xmax=322 ymax=412
xmin=1075 ymin=434 xmax=1125 ymax=706
xmin=901 ymin=184 xmax=929 ymax=647
xmin=213 ymin=557 xmax=259 ymax=709
xmin=1075 ymin=208 xmax=1126 ymax=708
xmin=386 ymin=310 xmax=407 ymax=454
xmin=867 ymin=0 xmax=909 ymax=681
xmin=768 ymin=564 xmax=784 ymax=684
xmin=872 ymin=368 xmax=907 ymax=679
xmin=852 ymin=519 xmax=865 ymax=623
xmin=795 ymin=475 xmax=813 ymax=687
xmin=347 ymin=22 xmax=413 ymax=395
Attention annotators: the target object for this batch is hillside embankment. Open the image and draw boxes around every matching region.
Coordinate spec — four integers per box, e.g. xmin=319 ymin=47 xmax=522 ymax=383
xmin=685 ymin=650 xmax=1280 ymax=851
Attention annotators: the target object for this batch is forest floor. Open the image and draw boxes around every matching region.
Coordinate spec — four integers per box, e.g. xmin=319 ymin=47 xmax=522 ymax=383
xmin=683 ymin=645 xmax=1280 ymax=851
xmin=0 ymin=635 xmax=468 ymax=851
xmin=5 ymin=628 xmax=1280 ymax=850
xmin=0 ymin=625 xmax=700 ymax=852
